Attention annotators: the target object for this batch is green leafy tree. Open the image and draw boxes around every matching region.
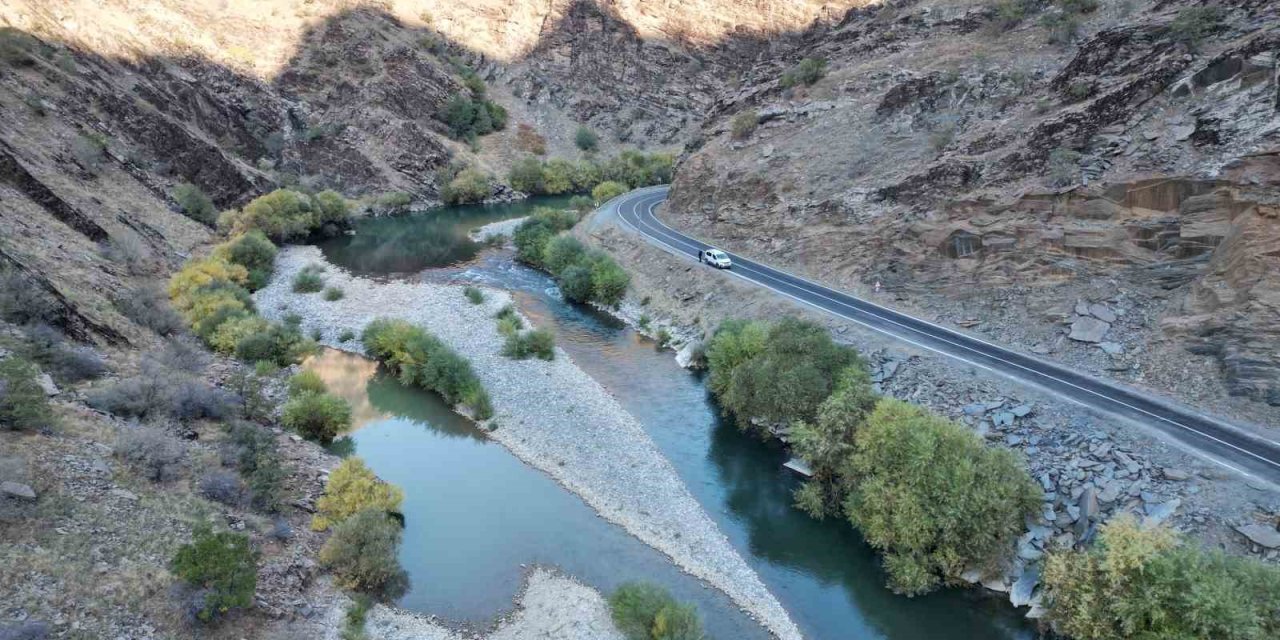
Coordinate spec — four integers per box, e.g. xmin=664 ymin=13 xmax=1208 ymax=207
xmin=542 ymin=235 xmax=586 ymax=275
xmin=170 ymin=526 xmax=257 ymax=622
xmin=589 ymin=254 xmax=630 ymax=306
xmin=441 ymin=168 xmax=491 ymax=205
xmin=592 ymin=180 xmax=628 ymax=204
xmin=844 ymin=398 xmax=1041 ymax=595
xmin=508 ymin=156 xmax=546 ymax=194
xmin=790 ymin=365 xmax=877 ymax=517
xmin=1043 ymin=515 xmax=1280 ymax=640
xmin=218 ymin=230 xmax=277 ymax=290
xmin=558 ymin=264 xmax=594 ymax=302
xmin=575 ymin=126 xmax=599 ymax=152
xmin=281 ymin=392 xmax=351 ymax=444
xmin=320 ymin=508 xmax=410 ymax=599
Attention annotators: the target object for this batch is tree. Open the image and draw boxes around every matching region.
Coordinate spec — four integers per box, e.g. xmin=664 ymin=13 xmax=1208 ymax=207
xmin=313 ymin=457 xmax=405 ymax=531
xmin=0 ymin=357 xmax=52 ymax=431
xmin=1043 ymin=515 xmax=1280 ymax=640
xmin=320 ymin=508 xmax=409 ymax=599
xmin=589 ymin=254 xmax=630 ymax=306
xmin=592 ymin=181 xmax=628 ymax=204
xmin=441 ymin=168 xmax=490 ymax=205
xmin=558 ymin=264 xmax=594 ymax=302
xmin=575 ymin=126 xmax=599 ymax=152
xmin=542 ymin=235 xmax=586 ymax=275
xmin=789 ymin=365 xmax=877 ymax=517
xmin=170 ymin=526 xmax=257 ymax=622
xmin=508 ymin=156 xmax=546 ymax=194
xmin=282 ymin=392 xmax=351 ymax=444
xmin=844 ymin=398 xmax=1041 ymax=595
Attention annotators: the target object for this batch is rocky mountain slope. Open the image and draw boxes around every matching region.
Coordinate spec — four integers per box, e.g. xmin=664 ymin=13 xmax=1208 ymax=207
xmin=665 ymin=0 xmax=1280 ymax=421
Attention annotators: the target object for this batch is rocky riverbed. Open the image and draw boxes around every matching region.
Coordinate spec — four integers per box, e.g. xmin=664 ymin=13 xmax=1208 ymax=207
xmin=254 ymin=246 xmax=802 ymax=640
xmin=468 ymin=216 xmax=528 ymax=243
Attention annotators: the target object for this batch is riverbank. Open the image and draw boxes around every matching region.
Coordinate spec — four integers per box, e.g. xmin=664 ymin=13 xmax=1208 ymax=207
xmin=469 ymin=216 xmax=528 ymax=243
xmin=579 ymin=203 xmax=1280 ymax=611
xmin=253 ymin=246 xmax=803 ymax=640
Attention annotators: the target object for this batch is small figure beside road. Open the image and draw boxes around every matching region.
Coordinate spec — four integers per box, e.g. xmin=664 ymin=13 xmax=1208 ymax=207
xmin=874 ymin=281 xmax=881 ymax=294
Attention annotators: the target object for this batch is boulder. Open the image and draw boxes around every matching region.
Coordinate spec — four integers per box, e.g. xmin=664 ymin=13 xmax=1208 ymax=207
xmin=1089 ymin=304 xmax=1116 ymax=322
xmin=1 ymin=481 xmax=36 ymax=500
xmin=1069 ymin=316 xmax=1110 ymax=343
xmin=1099 ymin=341 xmax=1124 ymax=355
xmin=1236 ymin=523 xmax=1280 ymax=549
xmin=1143 ymin=499 xmax=1180 ymax=525
xmin=37 ymin=373 xmax=59 ymax=396
xmin=1009 ymin=565 xmax=1040 ymax=608
xmin=1161 ymin=467 xmax=1190 ymax=481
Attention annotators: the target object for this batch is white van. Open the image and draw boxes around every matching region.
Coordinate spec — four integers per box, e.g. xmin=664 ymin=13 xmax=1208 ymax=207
xmin=698 ymin=248 xmax=732 ymax=269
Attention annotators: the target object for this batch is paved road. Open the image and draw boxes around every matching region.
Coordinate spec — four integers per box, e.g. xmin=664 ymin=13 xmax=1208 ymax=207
xmin=612 ymin=186 xmax=1280 ymax=485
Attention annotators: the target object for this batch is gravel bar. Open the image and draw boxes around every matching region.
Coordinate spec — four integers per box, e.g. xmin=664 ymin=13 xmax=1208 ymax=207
xmin=256 ymin=246 xmax=803 ymax=640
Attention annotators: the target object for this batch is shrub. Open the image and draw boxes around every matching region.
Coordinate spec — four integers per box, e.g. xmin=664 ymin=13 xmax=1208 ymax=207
xmin=373 ymin=191 xmax=412 ymax=214
xmin=21 ymin=323 xmax=106 ymax=382
xmin=730 ymin=110 xmax=759 ymax=139
xmin=609 ymin=582 xmax=705 ymax=640
xmin=324 ymin=287 xmax=345 ymax=301
xmin=219 ymin=189 xmax=349 ymax=242
xmin=463 ymin=286 xmax=484 ymax=304
xmin=440 ymin=167 xmax=491 ymax=205
xmin=288 ymin=370 xmax=327 ymax=397
xmin=1047 ymin=147 xmax=1081 ymax=187
xmin=116 ymin=286 xmax=184 ymax=336
xmin=173 ymin=183 xmax=217 ymax=225
xmin=542 ymin=235 xmax=587 ymax=276
xmin=361 ymin=318 xmax=493 ymax=417
xmin=224 ymin=369 xmax=274 ymax=423
xmin=0 ymin=27 xmax=41 ymax=66
xmin=569 ymin=195 xmax=594 ymax=213
xmin=1169 ymin=6 xmax=1223 ymax=49
xmin=1043 ymin=515 xmax=1280 ymax=640
xmin=114 ymin=425 xmax=186 ymax=482
xmin=281 ymin=392 xmax=350 ymax=444
xmin=502 ymin=328 xmax=555 ymax=360
xmin=0 ymin=270 xmax=57 ymax=325
xmin=338 ymin=329 xmax=356 ymax=342
xmin=589 ymin=254 xmax=630 ymax=306
xmin=224 ymin=422 xmax=284 ymax=512
xmin=780 ymin=58 xmax=826 ymax=88
xmin=574 ymin=126 xmax=599 ymax=152
xmin=234 ymin=322 xmax=315 ymax=367
xmin=219 ymin=231 xmax=277 ymax=290
xmin=790 ymin=366 xmax=877 ymax=516
xmin=340 ymin=595 xmax=373 ymax=640
xmin=292 ymin=265 xmax=325 ymax=293
xmin=209 ymin=315 xmax=270 ymax=355
xmin=72 ymin=132 xmax=108 ymax=172
xmin=845 ymin=398 xmax=1040 ymax=595
xmin=515 ymin=123 xmax=547 ymax=155
xmin=706 ymin=317 xmax=858 ymax=428
xmin=199 ymin=471 xmax=245 ymax=505
xmin=439 ymin=94 xmax=507 ymax=140
xmin=100 ymin=234 xmax=157 ymax=276
xmin=312 ymin=457 xmax=404 ymax=531
xmin=508 ymin=156 xmax=546 ymax=194
xmin=496 ymin=315 xmax=522 ymax=337
xmin=0 ymin=357 xmax=52 ymax=431
xmin=170 ymin=526 xmax=257 ymax=622
xmin=592 ymin=180 xmax=628 ymax=204
xmin=320 ymin=509 xmax=409 ymax=599
xmin=556 ymin=264 xmax=593 ymax=303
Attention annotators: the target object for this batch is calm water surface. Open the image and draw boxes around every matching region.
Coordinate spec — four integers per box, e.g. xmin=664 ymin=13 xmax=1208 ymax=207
xmin=309 ymin=199 xmax=1039 ymax=639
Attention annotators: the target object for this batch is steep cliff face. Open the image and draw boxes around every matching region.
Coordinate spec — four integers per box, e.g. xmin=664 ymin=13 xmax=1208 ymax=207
xmin=666 ymin=0 xmax=1280 ymax=415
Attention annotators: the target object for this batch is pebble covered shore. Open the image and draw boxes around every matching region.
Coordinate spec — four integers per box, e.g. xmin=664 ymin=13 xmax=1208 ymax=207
xmin=256 ymin=246 xmax=802 ymax=640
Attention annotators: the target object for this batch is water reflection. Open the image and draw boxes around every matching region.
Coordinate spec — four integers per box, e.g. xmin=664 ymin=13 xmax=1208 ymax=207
xmin=301 ymin=349 xmax=767 ymax=639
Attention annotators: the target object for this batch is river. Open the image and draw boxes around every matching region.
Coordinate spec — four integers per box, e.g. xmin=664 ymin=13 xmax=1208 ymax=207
xmin=308 ymin=199 xmax=1037 ymax=639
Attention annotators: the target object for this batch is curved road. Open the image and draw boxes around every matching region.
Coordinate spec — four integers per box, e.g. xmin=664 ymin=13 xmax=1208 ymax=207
xmin=611 ymin=186 xmax=1280 ymax=485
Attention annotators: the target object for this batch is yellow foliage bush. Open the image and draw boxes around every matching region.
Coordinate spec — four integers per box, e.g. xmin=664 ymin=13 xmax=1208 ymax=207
xmin=312 ymin=457 xmax=404 ymax=531
xmin=169 ymin=255 xmax=249 ymax=312
xmin=208 ymin=315 xmax=270 ymax=354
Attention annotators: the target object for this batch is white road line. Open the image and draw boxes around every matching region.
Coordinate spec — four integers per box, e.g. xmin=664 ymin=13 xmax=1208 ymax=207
xmin=613 ymin=192 xmax=1275 ymax=479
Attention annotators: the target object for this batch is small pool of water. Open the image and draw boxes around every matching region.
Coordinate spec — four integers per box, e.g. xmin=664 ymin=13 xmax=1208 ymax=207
xmin=314 ymin=195 xmax=574 ymax=275
xmin=302 ymin=349 xmax=767 ymax=639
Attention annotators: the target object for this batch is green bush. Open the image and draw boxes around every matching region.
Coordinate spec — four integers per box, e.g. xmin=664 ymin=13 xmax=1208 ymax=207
xmin=320 ymin=508 xmax=409 ymax=600
xmin=374 ymin=191 xmax=412 ymax=214
xmin=575 ymin=126 xmax=599 ymax=152
xmin=1047 ymin=147 xmax=1082 ymax=187
xmin=502 ymin=328 xmax=555 ymax=360
xmin=0 ymin=27 xmax=42 ymax=67
xmin=1169 ymin=6 xmax=1223 ymax=49
xmin=463 ymin=286 xmax=484 ymax=305
xmin=341 ymin=595 xmax=373 ymax=640
xmin=313 ymin=457 xmax=404 ymax=531
xmin=780 ymin=58 xmax=826 ymax=88
xmin=1043 ymin=515 xmax=1280 ymax=640
xmin=608 ymin=582 xmax=705 ymax=640
xmin=508 ymin=156 xmax=546 ymax=194
xmin=512 ymin=207 xmax=579 ymax=267
xmin=790 ymin=366 xmax=878 ymax=517
xmin=360 ymin=319 xmax=492 ymax=419
xmin=338 ymin=329 xmax=356 ymax=342
xmin=588 ymin=254 xmax=629 ymax=306
xmin=730 ymin=110 xmax=759 ymax=139
xmin=592 ymin=180 xmax=628 ymax=204
xmin=569 ymin=195 xmax=594 ymax=213
xmin=293 ymin=265 xmax=325 ymax=293
xmin=224 ymin=422 xmax=284 ymax=512
xmin=219 ymin=189 xmax=350 ymax=242
xmin=542 ymin=235 xmax=587 ymax=275
xmin=173 ymin=183 xmax=218 ymax=225
xmin=706 ymin=317 xmax=860 ymax=429
xmin=558 ymin=264 xmax=595 ymax=302
xmin=439 ymin=94 xmax=507 ymax=140
xmin=496 ymin=315 xmax=522 ymax=337
xmin=170 ymin=526 xmax=257 ymax=622
xmin=233 ymin=322 xmax=315 ymax=366
xmin=288 ymin=370 xmax=327 ymax=397
xmin=441 ymin=167 xmax=491 ymax=205
xmin=323 ymin=286 xmax=345 ymax=301
xmin=844 ymin=398 xmax=1040 ymax=595
xmin=281 ymin=392 xmax=351 ymax=444
xmin=0 ymin=357 xmax=53 ymax=431
xmin=219 ymin=230 xmax=278 ymax=290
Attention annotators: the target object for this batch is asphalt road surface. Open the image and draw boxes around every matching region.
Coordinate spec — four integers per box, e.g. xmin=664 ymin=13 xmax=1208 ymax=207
xmin=611 ymin=186 xmax=1280 ymax=485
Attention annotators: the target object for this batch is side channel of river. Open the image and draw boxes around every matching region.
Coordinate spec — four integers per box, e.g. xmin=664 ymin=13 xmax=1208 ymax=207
xmin=312 ymin=198 xmax=1038 ymax=640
